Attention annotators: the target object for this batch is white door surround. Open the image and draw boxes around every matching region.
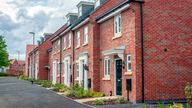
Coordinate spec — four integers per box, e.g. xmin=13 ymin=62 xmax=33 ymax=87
xmin=79 ymin=54 xmax=88 ymax=90
xmin=52 ymin=60 xmax=57 ymax=84
xmin=64 ymin=56 xmax=71 ymax=87
xmin=35 ymin=63 xmax=38 ymax=80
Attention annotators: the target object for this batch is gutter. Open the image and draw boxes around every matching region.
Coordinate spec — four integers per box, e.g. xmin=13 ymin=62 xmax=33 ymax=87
xmin=72 ymin=18 xmax=89 ymax=30
xmin=72 ymin=31 xmax=75 ymax=85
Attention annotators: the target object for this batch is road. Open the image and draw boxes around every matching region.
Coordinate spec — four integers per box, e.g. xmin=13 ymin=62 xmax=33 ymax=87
xmin=0 ymin=77 xmax=91 ymax=108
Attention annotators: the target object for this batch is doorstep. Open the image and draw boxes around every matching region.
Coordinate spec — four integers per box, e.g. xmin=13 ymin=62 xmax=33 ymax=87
xmin=75 ymin=96 xmax=123 ymax=103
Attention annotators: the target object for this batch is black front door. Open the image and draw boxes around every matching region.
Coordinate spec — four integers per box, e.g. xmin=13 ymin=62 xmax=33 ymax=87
xmin=116 ymin=59 xmax=122 ymax=95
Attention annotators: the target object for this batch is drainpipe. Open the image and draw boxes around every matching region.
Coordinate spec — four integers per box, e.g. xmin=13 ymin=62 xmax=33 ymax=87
xmin=130 ymin=0 xmax=145 ymax=103
xmin=59 ymin=36 xmax=62 ymax=84
xmin=72 ymin=31 xmax=75 ymax=85
xmin=139 ymin=2 xmax=145 ymax=103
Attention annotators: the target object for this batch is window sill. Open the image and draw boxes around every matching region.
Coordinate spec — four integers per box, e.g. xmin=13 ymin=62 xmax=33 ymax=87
xmin=112 ymin=35 xmax=122 ymax=40
xmin=75 ymin=46 xmax=80 ymax=49
xmin=125 ymin=72 xmax=132 ymax=76
xmin=82 ymin=43 xmax=88 ymax=47
xmin=102 ymin=77 xmax=110 ymax=81
xmin=57 ymin=51 xmax=60 ymax=54
xmin=57 ymin=75 xmax=60 ymax=77
xmin=67 ymin=46 xmax=71 ymax=49
xmin=63 ymin=48 xmax=66 ymax=51
xmin=75 ymin=78 xmax=80 ymax=81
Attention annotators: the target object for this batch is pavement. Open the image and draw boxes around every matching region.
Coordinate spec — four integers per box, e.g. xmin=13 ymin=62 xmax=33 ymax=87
xmin=0 ymin=77 xmax=91 ymax=108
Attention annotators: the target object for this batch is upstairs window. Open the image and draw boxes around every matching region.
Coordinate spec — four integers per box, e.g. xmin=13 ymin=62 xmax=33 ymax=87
xmin=67 ymin=16 xmax=70 ymax=25
xmin=57 ymin=40 xmax=60 ymax=51
xmin=63 ymin=36 xmax=66 ymax=49
xmin=83 ymin=26 xmax=88 ymax=44
xmin=104 ymin=58 xmax=110 ymax=78
xmin=95 ymin=0 xmax=100 ymax=8
xmin=78 ymin=6 xmax=82 ymax=17
xmin=68 ymin=33 xmax=71 ymax=47
xmin=127 ymin=55 xmax=132 ymax=72
xmin=114 ymin=14 xmax=122 ymax=37
xmin=76 ymin=31 xmax=80 ymax=47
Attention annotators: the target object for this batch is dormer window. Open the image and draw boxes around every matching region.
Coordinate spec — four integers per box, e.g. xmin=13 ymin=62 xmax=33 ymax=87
xmin=78 ymin=6 xmax=82 ymax=17
xmin=67 ymin=17 xmax=70 ymax=25
xmin=95 ymin=0 xmax=100 ymax=8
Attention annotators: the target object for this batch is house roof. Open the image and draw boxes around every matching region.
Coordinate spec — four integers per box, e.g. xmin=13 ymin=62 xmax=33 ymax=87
xmin=50 ymin=24 xmax=68 ymax=42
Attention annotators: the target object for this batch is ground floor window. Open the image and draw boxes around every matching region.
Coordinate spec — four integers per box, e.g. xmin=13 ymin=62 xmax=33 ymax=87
xmin=104 ymin=58 xmax=110 ymax=78
xmin=127 ymin=55 xmax=131 ymax=72
xmin=76 ymin=63 xmax=79 ymax=78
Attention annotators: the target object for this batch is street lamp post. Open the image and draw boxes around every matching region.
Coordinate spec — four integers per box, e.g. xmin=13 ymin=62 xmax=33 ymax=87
xmin=29 ymin=32 xmax=35 ymax=79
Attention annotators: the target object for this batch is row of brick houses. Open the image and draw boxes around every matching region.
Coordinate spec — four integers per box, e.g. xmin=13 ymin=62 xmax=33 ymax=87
xmin=26 ymin=0 xmax=192 ymax=103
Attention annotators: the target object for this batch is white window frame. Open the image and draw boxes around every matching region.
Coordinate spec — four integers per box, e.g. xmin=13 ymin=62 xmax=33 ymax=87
xmin=95 ymin=0 xmax=100 ymax=9
xmin=68 ymin=33 xmax=71 ymax=48
xmin=104 ymin=58 xmax=110 ymax=78
xmin=57 ymin=40 xmax=60 ymax=51
xmin=114 ymin=14 xmax=122 ymax=37
xmin=127 ymin=55 xmax=131 ymax=72
xmin=78 ymin=6 xmax=82 ymax=17
xmin=83 ymin=26 xmax=88 ymax=45
xmin=76 ymin=63 xmax=79 ymax=78
xmin=63 ymin=36 xmax=66 ymax=49
xmin=76 ymin=31 xmax=80 ymax=48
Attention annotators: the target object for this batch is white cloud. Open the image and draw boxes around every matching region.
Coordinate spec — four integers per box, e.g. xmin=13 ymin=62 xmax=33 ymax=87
xmin=0 ymin=0 xmax=94 ymax=60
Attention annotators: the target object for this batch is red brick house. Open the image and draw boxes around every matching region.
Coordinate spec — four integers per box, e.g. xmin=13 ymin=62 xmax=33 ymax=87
xmin=7 ymin=59 xmax=25 ymax=76
xmin=25 ymin=45 xmax=37 ymax=76
xmin=27 ymin=33 xmax=53 ymax=80
xmin=45 ymin=0 xmax=191 ymax=103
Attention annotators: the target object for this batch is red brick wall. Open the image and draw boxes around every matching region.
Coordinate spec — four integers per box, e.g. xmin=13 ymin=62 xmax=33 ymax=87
xmin=140 ymin=0 xmax=192 ymax=101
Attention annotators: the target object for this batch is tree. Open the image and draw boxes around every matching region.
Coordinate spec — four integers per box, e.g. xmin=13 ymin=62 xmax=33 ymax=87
xmin=0 ymin=35 xmax=9 ymax=67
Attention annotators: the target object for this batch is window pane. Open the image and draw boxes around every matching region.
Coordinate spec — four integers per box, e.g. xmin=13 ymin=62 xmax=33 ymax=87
xmin=108 ymin=60 xmax=110 ymax=75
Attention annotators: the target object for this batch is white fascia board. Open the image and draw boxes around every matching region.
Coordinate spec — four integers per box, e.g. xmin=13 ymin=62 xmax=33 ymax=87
xmin=97 ymin=4 xmax=130 ymax=23
xmin=72 ymin=18 xmax=89 ymax=30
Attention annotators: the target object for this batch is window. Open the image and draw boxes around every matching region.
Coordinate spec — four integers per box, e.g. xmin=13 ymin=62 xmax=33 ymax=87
xmin=104 ymin=58 xmax=110 ymax=78
xmin=67 ymin=16 xmax=70 ymax=25
xmin=127 ymin=55 xmax=131 ymax=72
xmin=68 ymin=33 xmax=71 ymax=47
xmin=114 ymin=14 xmax=121 ymax=37
xmin=63 ymin=36 xmax=66 ymax=49
xmin=57 ymin=40 xmax=60 ymax=50
xmin=76 ymin=63 xmax=79 ymax=78
xmin=78 ymin=6 xmax=82 ymax=17
xmin=76 ymin=31 xmax=80 ymax=47
xmin=83 ymin=26 xmax=88 ymax=44
xmin=95 ymin=0 xmax=100 ymax=8
xmin=57 ymin=62 xmax=60 ymax=75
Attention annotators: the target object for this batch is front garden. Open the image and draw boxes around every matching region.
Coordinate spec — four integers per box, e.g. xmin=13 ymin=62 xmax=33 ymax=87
xmin=19 ymin=75 xmax=192 ymax=107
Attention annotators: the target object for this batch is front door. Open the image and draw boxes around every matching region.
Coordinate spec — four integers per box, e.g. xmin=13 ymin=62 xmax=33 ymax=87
xmin=116 ymin=59 xmax=122 ymax=95
xmin=79 ymin=59 xmax=88 ymax=90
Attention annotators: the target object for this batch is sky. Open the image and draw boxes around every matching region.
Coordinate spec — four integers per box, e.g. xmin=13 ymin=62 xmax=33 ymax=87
xmin=0 ymin=0 xmax=94 ymax=60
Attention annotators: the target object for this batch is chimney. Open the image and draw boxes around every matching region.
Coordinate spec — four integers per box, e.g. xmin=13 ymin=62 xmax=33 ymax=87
xmin=37 ymin=40 xmax=41 ymax=46
xmin=77 ymin=1 xmax=94 ymax=17
xmin=66 ymin=13 xmax=78 ymax=26
xmin=94 ymin=0 xmax=107 ymax=9
xmin=40 ymin=37 xmax=44 ymax=44
xmin=44 ymin=33 xmax=53 ymax=40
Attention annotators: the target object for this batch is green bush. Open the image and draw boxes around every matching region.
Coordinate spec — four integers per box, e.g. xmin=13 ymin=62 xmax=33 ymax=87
xmin=0 ymin=72 xmax=7 ymax=76
xmin=115 ymin=97 xmax=126 ymax=104
xmin=185 ymin=83 xmax=192 ymax=103
xmin=141 ymin=104 xmax=150 ymax=108
xmin=158 ymin=102 xmax=164 ymax=108
xmin=19 ymin=75 xmax=30 ymax=80
xmin=93 ymin=99 xmax=105 ymax=105
xmin=167 ymin=103 xmax=183 ymax=108
xmin=52 ymin=84 xmax=70 ymax=92
xmin=34 ymin=80 xmax=52 ymax=88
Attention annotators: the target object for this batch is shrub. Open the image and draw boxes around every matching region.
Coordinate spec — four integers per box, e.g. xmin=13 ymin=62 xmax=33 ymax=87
xmin=41 ymin=80 xmax=52 ymax=88
xmin=0 ymin=72 xmax=7 ymax=76
xmin=115 ymin=97 xmax=126 ymax=104
xmin=141 ymin=104 xmax=150 ymax=108
xmin=19 ymin=75 xmax=30 ymax=80
xmin=158 ymin=102 xmax=164 ymax=108
xmin=167 ymin=103 xmax=183 ymax=108
xmin=185 ymin=83 xmax=192 ymax=103
xmin=93 ymin=99 xmax=105 ymax=105
xmin=93 ymin=91 xmax=105 ymax=98
xmin=52 ymin=84 xmax=69 ymax=92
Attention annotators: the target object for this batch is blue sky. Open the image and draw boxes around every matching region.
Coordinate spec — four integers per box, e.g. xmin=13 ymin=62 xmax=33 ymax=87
xmin=0 ymin=0 xmax=93 ymax=60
